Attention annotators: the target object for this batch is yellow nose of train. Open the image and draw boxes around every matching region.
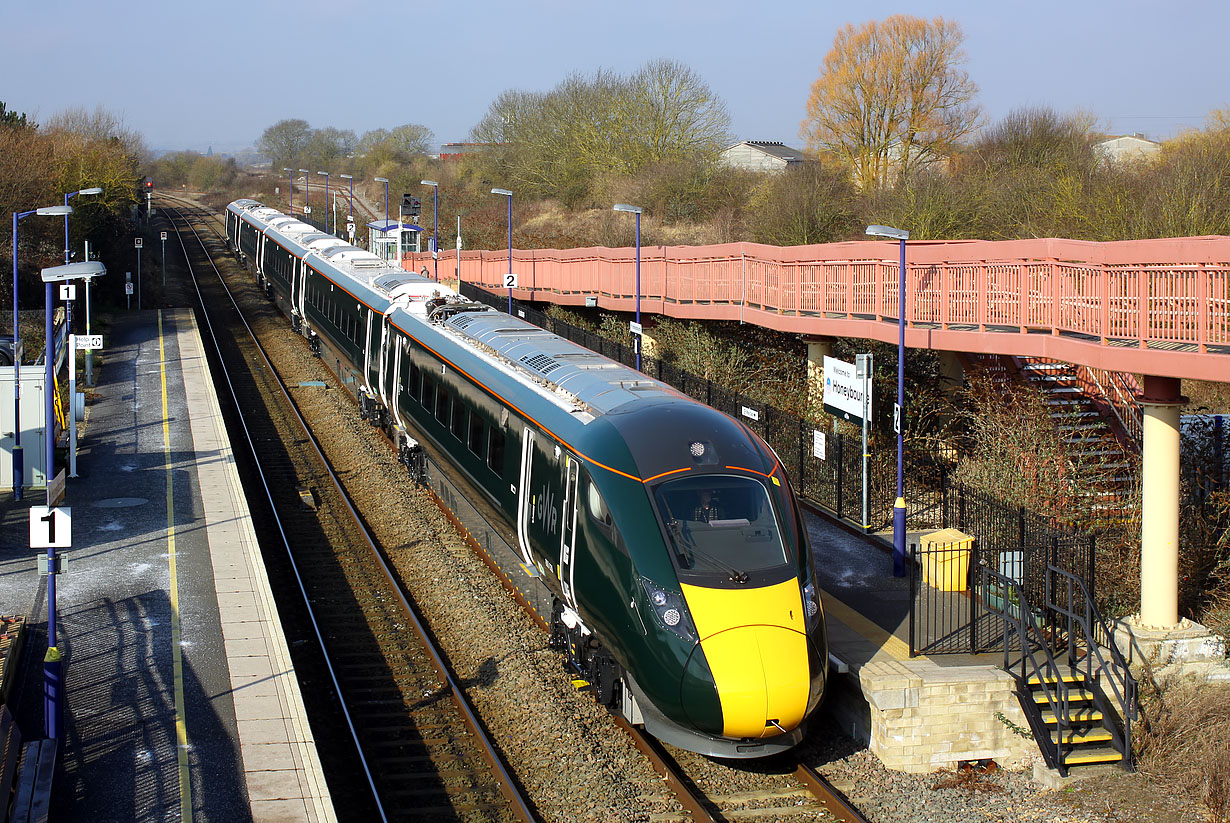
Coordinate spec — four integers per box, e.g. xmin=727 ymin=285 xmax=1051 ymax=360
xmin=681 ymin=579 xmax=810 ymax=738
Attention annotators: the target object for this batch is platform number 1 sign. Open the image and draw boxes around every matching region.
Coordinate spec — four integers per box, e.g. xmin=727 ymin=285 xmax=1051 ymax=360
xmin=30 ymin=507 xmax=71 ymax=549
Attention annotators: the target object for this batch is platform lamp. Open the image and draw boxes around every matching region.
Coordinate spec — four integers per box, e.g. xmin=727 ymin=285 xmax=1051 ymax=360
xmin=39 ymin=259 xmax=104 ymax=740
xmin=373 ymin=176 xmax=390 ymax=228
xmin=10 ymin=205 xmax=72 ymax=501
xmin=612 ymin=204 xmax=643 ymax=371
xmin=491 ymin=188 xmax=513 ymax=313
xmin=299 ymin=169 xmax=310 ymax=220
xmin=338 ymin=174 xmax=353 ymax=241
xmin=317 ymin=171 xmax=330 ymax=235
xmin=421 ymin=180 xmax=439 ymax=282
xmin=283 ymin=168 xmax=294 ymax=212
xmin=865 ymin=223 xmax=910 ymax=578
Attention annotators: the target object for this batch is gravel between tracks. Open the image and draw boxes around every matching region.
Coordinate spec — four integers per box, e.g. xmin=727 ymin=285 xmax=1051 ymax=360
xmin=192 ymin=202 xmax=1205 ymax=823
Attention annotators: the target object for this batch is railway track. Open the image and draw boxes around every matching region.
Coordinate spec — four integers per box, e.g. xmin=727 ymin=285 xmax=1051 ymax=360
xmin=160 ymin=198 xmax=536 ymax=823
xmin=619 ymin=720 xmax=867 ymax=822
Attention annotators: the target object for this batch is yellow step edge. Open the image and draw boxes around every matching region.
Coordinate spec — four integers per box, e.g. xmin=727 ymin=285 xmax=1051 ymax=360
xmin=1052 ymin=729 xmax=1112 ymax=744
xmin=1040 ymin=709 xmax=1103 ymax=724
xmin=1027 ymin=674 xmax=1084 ymax=685
xmin=1063 ymin=749 xmax=1123 ymax=765
xmin=1033 ymin=689 xmax=1095 ymax=703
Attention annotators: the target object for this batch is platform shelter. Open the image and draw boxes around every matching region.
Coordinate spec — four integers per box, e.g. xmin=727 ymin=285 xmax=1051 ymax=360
xmin=367 ymin=219 xmax=422 ymax=263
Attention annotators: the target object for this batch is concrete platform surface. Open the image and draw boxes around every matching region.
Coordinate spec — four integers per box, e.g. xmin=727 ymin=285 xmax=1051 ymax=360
xmin=0 ymin=309 xmax=334 ymax=822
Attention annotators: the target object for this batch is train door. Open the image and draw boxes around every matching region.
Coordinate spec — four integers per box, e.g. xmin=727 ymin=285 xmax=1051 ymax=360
xmin=361 ymin=309 xmax=375 ymax=393
xmin=558 ymin=454 xmax=581 ymax=609
xmin=257 ymin=232 xmax=266 ymax=275
xmin=377 ymin=312 xmax=392 ymax=406
xmin=516 ymin=428 xmax=538 ymax=567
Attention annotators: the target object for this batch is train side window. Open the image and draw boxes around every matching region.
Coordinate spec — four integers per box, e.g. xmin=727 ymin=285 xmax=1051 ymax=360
xmin=422 ymin=375 xmax=434 ymax=409
xmin=468 ymin=412 xmax=484 ymax=456
xmin=409 ymin=364 xmax=420 ymax=401
xmin=450 ymin=399 xmax=465 ymax=440
xmin=487 ymin=428 xmax=505 ymax=476
xmin=435 ymin=386 xmax=449 ymax=424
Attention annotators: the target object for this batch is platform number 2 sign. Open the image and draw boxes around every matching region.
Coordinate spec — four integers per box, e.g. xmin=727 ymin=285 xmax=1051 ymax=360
xmin=504 ymin=273 xmax=519 ymax=289
xmin=30 ymin=507 xmax=71 ymax=549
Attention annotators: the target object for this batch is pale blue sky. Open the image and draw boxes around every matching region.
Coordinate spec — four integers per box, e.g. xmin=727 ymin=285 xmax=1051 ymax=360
xmin=2 ymin=0 xmax=1222 ymax=154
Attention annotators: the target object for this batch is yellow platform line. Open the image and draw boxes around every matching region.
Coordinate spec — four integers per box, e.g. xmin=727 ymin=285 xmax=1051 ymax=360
xmin=159 ymin=311 xmax=192 ymax=822
xmin=820 ymin=589 xmax=910 ymax=660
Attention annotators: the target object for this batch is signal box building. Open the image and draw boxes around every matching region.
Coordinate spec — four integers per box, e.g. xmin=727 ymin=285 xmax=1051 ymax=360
xmin=367 ymin=219 xmax=422 ymax=262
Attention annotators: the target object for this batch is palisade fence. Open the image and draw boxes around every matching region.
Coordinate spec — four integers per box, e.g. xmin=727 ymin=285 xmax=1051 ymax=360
xmin=460 ymin=283 xmax=1099 ymax=571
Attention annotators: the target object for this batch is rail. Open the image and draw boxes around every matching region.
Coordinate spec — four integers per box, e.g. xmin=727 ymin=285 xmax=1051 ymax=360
xmin=166 ymin=198 xmax=537 ymax=823
xmin=406 ymin=237 xmax=1230 ymax=380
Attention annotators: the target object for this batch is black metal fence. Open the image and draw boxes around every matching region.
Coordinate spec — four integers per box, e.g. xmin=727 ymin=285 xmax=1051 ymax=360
xmin=462 ymin=282 xmax=1098 ymax=580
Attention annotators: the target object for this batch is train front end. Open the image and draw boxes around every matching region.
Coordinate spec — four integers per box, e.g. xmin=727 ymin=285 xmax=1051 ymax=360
xmin=595 ymin=400 xmax=828 ymax=758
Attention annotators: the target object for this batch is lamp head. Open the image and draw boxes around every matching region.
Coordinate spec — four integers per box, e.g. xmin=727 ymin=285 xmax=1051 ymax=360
xmin=36 ymin=206 xmax=73 ymax=216
xmin=317 ymin=170 xmax=328 ymax=177
xmin=374 ymin=177 xmax=389 ymax=183
xmin=298 ymin=168 xmax=309 ymax=173
xmin=613 ymin=204 xmax=642 ymax=214
xmin=865 ymin=224 xmax=909 ymax=240
xmin=421 ymin=179 xmax=438 ymax=187
xmin=491 ymin=187 xmax=512 ymax=197
xmin=77 ymin=187 xmax=103 ymax=196
xmin=339 ymin=173 xmax=353 ymax=180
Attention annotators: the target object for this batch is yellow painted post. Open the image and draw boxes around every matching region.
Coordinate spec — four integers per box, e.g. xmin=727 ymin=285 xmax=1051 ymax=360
xmin=1139 ymin=377 xmax=1183 ymax=629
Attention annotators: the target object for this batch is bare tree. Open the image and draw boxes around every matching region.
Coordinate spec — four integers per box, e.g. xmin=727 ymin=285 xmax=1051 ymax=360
xmin=257 ymin=118 xmax=312 ymax=168
xmin=801 ymin=15 xmax=981 ymax=190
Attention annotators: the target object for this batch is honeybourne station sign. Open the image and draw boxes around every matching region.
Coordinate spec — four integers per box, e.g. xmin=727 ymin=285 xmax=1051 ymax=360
xmin=822 ymin=355 xmax=872 ymax=426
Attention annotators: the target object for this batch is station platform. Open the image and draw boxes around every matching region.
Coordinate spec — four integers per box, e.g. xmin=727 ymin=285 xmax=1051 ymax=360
xmin=805 ymin=513 xmax=1042 ymax=773
xmin=0 ymin=309 xmax=334 ymax=822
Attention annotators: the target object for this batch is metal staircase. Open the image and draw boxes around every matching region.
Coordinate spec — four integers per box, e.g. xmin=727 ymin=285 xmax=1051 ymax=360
xmin=964 ymin=354 xmax=1142 ymax=515
xmin=979 ymin=561 xmax=1137 ymax=777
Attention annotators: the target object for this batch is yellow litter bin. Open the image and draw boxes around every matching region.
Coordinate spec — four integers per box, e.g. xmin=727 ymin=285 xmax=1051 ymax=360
xmin=919 ymin=528 xmax=973 ymax=592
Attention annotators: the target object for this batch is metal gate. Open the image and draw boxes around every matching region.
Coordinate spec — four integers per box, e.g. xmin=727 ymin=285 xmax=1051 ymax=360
xmin=909 ymin=536 xmax=1095 ymax=657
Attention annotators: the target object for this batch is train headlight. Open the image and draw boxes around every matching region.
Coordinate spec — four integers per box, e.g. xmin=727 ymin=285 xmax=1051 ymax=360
xmin=802 ymin=580 xmax=822 ymax=629
xmin=640 ymin=578 xmax=697 ymax=644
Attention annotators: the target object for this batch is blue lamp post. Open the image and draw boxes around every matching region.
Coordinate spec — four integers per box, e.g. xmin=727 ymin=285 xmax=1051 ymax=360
xmin=374 ymin=177 xmax=389 ymax=228
xmin=865 ymin=224 xmax=910 ymax=578
xmin=339 ymin=174 xmax=354 ymax=240
xmin=421 ymin=180 xmax=439 ymax=282
xmin=11 ymin=205 xmax=72 ymax=501
xmin=613 ymin=204 xmax=643 ymax=371
xmin=317 ymin=171 xmax=330 ymax=235
xmin=299 ymin=169 xmax=310 ymax=221
xmin=283 ymin=168 xmax=294 ymax=212
xmin=491 ymin=188 xmax=513 ymax=313
xmin=40 ymin=259 xmax=104 ymax=740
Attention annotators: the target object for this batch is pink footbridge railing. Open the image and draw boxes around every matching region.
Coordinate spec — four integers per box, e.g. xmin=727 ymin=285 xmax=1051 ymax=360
xmin=404 ymin=235 xmax=1230 ymax=382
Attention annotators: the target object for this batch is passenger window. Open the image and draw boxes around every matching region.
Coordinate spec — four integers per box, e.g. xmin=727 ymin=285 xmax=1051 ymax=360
xmin=435 ymin=386 xmax=449 ymax=423
xmin=468 ymin=413 xmax=484 ymax=455
xmin=451 ymin=400 xmax=465 ymax=440
xmin=487 ymin=428 xmax=505 ymax=476
xmin=410 ymin=364 xmax=420 ymax=401
xmin=422 ymin=376 xmax=434 ymax=409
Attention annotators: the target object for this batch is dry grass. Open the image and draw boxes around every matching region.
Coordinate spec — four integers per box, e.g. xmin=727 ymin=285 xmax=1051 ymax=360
xmin=1136 ymin=679 xmax=1230 ymax=822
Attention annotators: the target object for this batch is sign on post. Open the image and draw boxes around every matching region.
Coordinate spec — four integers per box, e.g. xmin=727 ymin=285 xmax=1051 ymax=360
xmin=629 ymin=321 xmax=643 ymax=336
xmin=58 ymin=284 xmax=76 ymax=301
xmin=30 ymin=506 xmax=71 ymax=548
xmin=75 ymin=335 xmax=102 ymax=351
xmin=504 ymin=273 xmax=519 ymax=289
xmin=125 ymin=283 xmax=134 ymax=295
xmin=822 ymin=356 xmax=872 ymax=425
xmin=134 ymin=237 xmax=143 ymax=249
xmin=160 ymin=231 xmax=168 ymax=241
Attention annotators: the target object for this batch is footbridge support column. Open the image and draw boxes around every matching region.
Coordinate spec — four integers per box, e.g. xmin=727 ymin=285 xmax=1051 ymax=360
xmin=1139 ymin=375 xmax=1184 ymax=629
xmin=805 ymin=337 xmax=835 ymax=405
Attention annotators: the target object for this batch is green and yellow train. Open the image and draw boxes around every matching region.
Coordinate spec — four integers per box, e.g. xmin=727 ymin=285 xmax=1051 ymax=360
xmin=227 ymin=199 xmax=827 ymax=757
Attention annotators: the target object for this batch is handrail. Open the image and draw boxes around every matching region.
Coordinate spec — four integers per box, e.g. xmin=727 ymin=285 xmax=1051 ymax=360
xmin=414 ymin=239 xmax=1230 ymax=382
xmin=979 ymin=562 xmax=1072 ymax=771
xmin=1085 ymin=366 xmax=1143 ymax=445
xmin=1046 ymin=565 xmax=1138 ymax=767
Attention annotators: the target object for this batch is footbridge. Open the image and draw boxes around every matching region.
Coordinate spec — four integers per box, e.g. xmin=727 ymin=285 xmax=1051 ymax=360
xmin=405 ymin=236 xmax=1230 ymax=634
